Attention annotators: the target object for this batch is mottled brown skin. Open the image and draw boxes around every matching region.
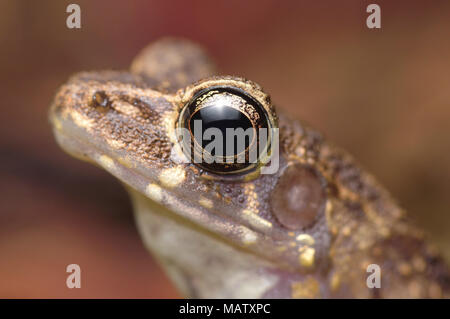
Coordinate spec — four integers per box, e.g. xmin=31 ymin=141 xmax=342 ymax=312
xmin=49 ymin=38 xmax=450 ymax=298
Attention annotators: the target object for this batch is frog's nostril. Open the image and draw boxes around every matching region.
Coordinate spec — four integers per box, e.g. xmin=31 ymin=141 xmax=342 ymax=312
xmin=92 ymin=91 xmax=110 ymax=109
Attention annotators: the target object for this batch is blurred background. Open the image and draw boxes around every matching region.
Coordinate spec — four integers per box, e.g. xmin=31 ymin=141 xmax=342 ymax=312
xmin=0 ymin=0 xmax=449 ymax=298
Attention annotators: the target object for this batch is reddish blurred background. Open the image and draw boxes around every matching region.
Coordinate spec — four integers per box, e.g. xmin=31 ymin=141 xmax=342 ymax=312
xmin=0 ymin=0 xmax=449 ymax=298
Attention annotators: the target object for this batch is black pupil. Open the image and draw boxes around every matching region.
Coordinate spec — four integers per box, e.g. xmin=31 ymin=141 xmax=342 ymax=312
xmin=180 ymin=86 xmax=270 ymax=174
xmin=190 ymin=105 xmax=253 ymax=156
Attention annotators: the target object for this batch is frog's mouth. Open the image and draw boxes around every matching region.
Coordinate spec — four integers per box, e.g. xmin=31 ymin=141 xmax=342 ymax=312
xmin=50 ymin=112 xmax=298 ymax=270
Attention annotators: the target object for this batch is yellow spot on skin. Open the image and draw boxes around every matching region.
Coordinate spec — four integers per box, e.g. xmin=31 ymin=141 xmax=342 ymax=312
xmin=113 ymin=101 xmax=141 ymax=117
xmin=291 ymin=277 xmax=320 ymax=299
xmin=358 ymin=240 xmax=370 ymax=250
xmin=296 ymin=234 xmax=315 ymax=245
xmin=429 ymin=282 xmax=442 ymax=298
xmin=243 ymin=184 xmax=259 ymax=211
xmin=397 ymin=262 xmax=412 ymax=276
xmin=170 ymin=142 xmax=189 ymax=164
xmin=342 ymin=226 xmax=352 ymax=236
xmin=412 ymin=256 xmax=426 ymax=272
xmin=99 ymin=155 xmax=115 ymax=170
xmin=106 ymin=138 xmax=126 ymax=149
xmin=239 ymin=226 xmax=258 ymax=245
xmin=243 ymin=169 xmax=261 ymax=182
xmin=117 ymin=156 xmax=134 ymax=169
xmin=298 ymin=247 xmax=315 ymax=268
xmin=325 ymin=200 xmax=333 ymax=216
xmin=288 ymin=232 xmax=295 ymax=237
xmin=330 ymin=273 xmax=341 ymax=292
xmin=199 ymin=197 xmax=213 ymax=209
xmin=379 ymin=227 xmax=390 ymax=238
xmin=242 ymin=209 xmax=272 ymax=229
xmin=325 ymin=200 xmax=336 ymax=234
xmin=408 ymin=281 xmax=422 ymax=298
xmin=52 ymin=116 xmax=62 ymax=131
xmin=163 ymin=110 xmax=179 ymax=144
xmin=145 ymin=183 xmax=163 ymax=202
xmin=71 ymin=111 xmax=94 ymax=130
xmin=159 ymin=166 xmax=186 ymax=188
xmin=294 ymin=146 xmax=306 ymax=157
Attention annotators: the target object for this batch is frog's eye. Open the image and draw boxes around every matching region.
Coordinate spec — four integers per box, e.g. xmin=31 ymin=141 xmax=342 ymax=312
xmin=177 ymin=81 xmax=276 ymax=176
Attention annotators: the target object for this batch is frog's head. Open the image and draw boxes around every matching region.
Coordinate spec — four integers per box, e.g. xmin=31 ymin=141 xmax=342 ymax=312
xmin=49 ymin=39 xmax=335 ymax=298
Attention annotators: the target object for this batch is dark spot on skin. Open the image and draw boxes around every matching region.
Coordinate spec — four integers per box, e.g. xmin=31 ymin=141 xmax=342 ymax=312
xmin=270 ymin=164 xmax=327 ymax=230
xmin=92 ymin=91 xmax=110 ymax=108
xmin=120 ymin=95 xmax=157 ymax=120
xmin=326 ymin=152 xmax=380 ymax=201
xmin=344 ymin=200 xmax=365 ymax=219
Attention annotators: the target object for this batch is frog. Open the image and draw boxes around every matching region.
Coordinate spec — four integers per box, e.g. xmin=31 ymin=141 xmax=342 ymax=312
xmin=49 ymin=38 xmax=450 ymax=298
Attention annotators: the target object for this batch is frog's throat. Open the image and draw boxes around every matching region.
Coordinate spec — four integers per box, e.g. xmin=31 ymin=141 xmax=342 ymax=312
xmin=129 ymin=189 xmax=279 ymax=298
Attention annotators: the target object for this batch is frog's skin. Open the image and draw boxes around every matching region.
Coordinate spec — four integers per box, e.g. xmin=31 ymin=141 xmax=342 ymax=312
xmin=49 ymin=38 xmax=450 ymax=298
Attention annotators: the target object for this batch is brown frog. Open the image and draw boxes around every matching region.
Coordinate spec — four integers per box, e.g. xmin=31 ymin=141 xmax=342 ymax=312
xmin=48 ymin=38 xmax=450 ymax=298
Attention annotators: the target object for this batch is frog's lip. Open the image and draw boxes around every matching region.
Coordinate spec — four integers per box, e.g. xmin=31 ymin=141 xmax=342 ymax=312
xmin=50 ymin=112 xmax=297 ymax=269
